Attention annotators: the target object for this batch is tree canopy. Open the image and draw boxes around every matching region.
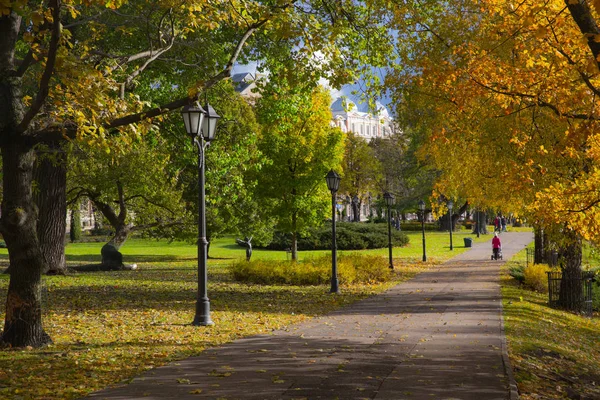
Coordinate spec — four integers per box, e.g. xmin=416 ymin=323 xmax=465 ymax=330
xmin=254 ymin=82 xmax=345 ymax=260
xmin=386 ymin=0 xmax=600 ymax=241
xmin=0 ymin=0 xmax=395 ymax=347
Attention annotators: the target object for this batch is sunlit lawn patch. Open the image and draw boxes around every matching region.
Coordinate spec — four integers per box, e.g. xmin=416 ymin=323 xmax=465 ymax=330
xmin=502 ymin=247 xmax=600 ymax=399
xmin=0 ymin=230 xmax=491 ymax=399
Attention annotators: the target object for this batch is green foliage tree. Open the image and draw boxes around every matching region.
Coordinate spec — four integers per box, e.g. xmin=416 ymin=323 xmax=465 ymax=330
xmin=67 ymin=136 xmax=190 ymax=269
xmin=157 ymin=85 xmax=271 ymax=253
xmin=0 ymin=0 xmax=394 ymax=347
xmin=255 ymin=83 xmax=345 ymax=260
xmin=339 ymin=131 xmax=383 ymax=221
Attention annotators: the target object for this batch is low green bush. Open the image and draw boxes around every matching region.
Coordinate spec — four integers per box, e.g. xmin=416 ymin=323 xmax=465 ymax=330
xmin=509 ymin=265 xmax=525 ymax=284
xmin=232 ymin=254 xmax=393 ymax=285
xmin=266 ymin=222 xmax=409 ymax=251
xmin=395 ymin=221 xmax=438 ymax=231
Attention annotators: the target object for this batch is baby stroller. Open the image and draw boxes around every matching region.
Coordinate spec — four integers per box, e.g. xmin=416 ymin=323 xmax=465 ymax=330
xmin=491 ymin=247 xmax=503 ymax=260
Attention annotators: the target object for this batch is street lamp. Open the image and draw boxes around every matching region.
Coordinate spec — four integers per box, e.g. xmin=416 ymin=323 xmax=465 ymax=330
xmin=418 ymin=200 xmax=427 ymax=262
xmin=384 ymin=192 xmax=395 ymax=269
xmin=476 ymin=208 xmax=480 ymax=238
xmin=325 ymin=170 xmax=341 ymax=294
xmin=447 ymin=200 xmax=454 ymax=251
xmin=182 ymin=101 xmax=221 ymax=326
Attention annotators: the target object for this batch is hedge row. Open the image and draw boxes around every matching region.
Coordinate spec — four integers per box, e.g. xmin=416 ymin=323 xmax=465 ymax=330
xmin=265 ymin=222 xmax=409 ymax=251
xmin=232 ymin=254 xmax=393 ymax=285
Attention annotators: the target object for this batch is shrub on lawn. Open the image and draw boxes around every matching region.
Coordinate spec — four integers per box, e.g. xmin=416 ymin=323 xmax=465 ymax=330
xmin=508 ymin=265 xmax=526 ymax=284
xmin=523 ymin=263 xmax=551 ymax=292
xmin=587 ymin=267 xmax=600 ymax=310
xmin=232 ymin=254 xmax=393 ymax=285
xmin=69 ymin=208 xmax=82 ymax=242
xmin=266 ymin=222 xmax=409 ymax=251
xmin=394 ymin=221 xmax=438 ymax=231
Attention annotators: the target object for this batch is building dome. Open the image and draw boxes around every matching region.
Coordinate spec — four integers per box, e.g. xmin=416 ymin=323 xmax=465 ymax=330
xmin=331 ymin=97 xmax=357 ymax=113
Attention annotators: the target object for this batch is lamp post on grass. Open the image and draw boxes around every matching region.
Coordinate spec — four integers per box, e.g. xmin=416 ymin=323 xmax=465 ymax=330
xmin=447 ymin=200 xmax=454 ymax=251
xmin=384 ymin=192 xmax=395 ymax=269
xmin=419 ymin=200 xmax=427 ymax=262
xmin=182 ymin=102 xmax=221 ymax=326
xmin=325 ymin=170 xmax=341 ymax=294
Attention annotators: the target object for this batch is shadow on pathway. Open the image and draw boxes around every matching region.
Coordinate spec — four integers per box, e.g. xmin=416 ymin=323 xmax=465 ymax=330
xmin=87 ymin=232 xmax=533 ymax=400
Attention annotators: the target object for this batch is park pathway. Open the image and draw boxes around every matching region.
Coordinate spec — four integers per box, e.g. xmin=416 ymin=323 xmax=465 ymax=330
xmin=88 ymin=231 xmax=533 ymax=400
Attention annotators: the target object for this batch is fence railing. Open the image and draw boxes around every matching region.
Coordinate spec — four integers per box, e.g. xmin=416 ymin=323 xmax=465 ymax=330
xmin=526 ymin=248 xmax=534 ymax=268
xmin=547 ymin=271 xmax=594 ymax=317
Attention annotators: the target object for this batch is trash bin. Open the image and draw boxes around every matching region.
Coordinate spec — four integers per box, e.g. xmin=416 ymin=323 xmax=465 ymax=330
xmin=463 ymin=238 xmax=473 ymax=248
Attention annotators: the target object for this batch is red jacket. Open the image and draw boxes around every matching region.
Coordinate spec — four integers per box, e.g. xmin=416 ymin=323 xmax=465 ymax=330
xmin=492 ymin=236 xmax=501 ymax=249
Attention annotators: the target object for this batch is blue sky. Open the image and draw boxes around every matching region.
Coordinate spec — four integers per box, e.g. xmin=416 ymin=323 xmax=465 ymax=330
xmin=232 ymin=63 xmax=393 ymax=115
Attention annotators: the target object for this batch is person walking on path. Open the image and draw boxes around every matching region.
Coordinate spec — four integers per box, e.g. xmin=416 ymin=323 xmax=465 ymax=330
xmin=89 ymin=232 xmax=533 ymax=400
xmin=492 ymin=231 xmax=502 ymax=260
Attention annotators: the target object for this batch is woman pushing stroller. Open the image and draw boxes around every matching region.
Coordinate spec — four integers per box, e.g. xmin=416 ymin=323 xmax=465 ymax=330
xmin=491 ymin=232 xmax=502 ymax=260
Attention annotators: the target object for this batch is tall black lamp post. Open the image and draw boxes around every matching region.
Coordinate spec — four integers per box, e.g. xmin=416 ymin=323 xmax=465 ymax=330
xmin=325 ymin=170 xmax=341 ymax=293
xmin=384 ymin=192 xmax=395 ymax=269
xmin=182 ymin=102 xmax=221 ymax=326
xmin=476 ymin=208 xmax=480 ymax=238
xmin=418 ymin=200 xmax=427 ymax=262
xmin=447 ymin=200 xmax=454 ymax=251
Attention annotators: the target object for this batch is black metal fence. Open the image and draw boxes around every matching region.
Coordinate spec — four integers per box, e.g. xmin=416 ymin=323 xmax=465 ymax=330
xmin=547 ymin=271 xmax=594 ymax=317
xmin=526 ymin=248 xmax=534 ymax=268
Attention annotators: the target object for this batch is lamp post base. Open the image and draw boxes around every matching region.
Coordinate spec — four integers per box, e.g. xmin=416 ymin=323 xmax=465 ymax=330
xmin=192 ymin=316 xmax=214 ymax=326
xmin=330 ymin=280 xmax=339 ymax=294
xmin=192 ymin=301 xmax=213 ymax=326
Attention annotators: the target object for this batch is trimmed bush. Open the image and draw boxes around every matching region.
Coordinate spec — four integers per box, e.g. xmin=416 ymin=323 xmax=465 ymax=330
xmin=266 ymin=222 xmax=409 ymax=251
xmin=523 ymin=264 xmax=551 ymax=292
xmin=395 ymin=221 xmax=438 ymax=231
xmin=70 ymin=209 xmax=82 ymax=242
xmin=232 ymin=254 xmax=393 ymax=285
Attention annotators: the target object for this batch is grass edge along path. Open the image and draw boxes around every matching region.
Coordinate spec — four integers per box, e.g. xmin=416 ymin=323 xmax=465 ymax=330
xmin=0 ymin=233 xmax=484 ymax=400
xmin=502 ymin=247 xmax=600 ymax=400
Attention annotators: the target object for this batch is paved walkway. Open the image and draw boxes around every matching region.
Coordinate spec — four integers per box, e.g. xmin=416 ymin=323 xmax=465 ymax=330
xmin=88 ymin=232 xmax=533 ymax=400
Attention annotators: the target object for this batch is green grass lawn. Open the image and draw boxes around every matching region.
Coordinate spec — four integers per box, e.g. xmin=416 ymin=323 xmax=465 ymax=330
xmin=0 ymin=227 xmax=516 ymax=399
xmin=502 ymin=246 xmax=600 ymax=399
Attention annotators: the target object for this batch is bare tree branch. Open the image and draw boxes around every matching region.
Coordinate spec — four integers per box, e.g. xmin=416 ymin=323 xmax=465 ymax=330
xmin=17 ymin=0 xmax=62 ymax=133
xmin=564 ymin=0 xmax=600 ymax=70
xmin=107 ymin=16 xmax=271 ymax=129
xmin=468 ymin=73 xmax=597 ymax=120
xmin=14 ymin=49 xmax=36 ymax=77
xmin=124 ymin=194 xmax=175 ymax=215
xmin=63 ymin=10 xmax=107 ymax=29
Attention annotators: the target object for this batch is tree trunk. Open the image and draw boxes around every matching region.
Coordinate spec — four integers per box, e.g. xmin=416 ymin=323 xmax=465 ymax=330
xmin=558 ymin=230 xmax=583 ymax=311
xmin=439 ymin=213 xmax=457 ymax=231
xmin=472 ymin=211 xmax=488 ymax=235
xmin=100 ymin=224 xmax=132 ymax=270
xmin=291 ymin=231 xmax=298 ymax=261
xmin=534 ymin=227 xmax=544 ymax=264
xmin=34 ymin=143 xmax=67 ymax=274
xmin=291 ymin=212 xmax=298 ymax=261
xmin=0 ymin=144 xmax=51 ymax=347
xmin=353 ymin=201 xmax=361 ymax=222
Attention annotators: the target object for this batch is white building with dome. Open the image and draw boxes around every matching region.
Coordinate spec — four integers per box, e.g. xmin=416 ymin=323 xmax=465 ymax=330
xmin=330 ymin=97 xmax=394 ymax=140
